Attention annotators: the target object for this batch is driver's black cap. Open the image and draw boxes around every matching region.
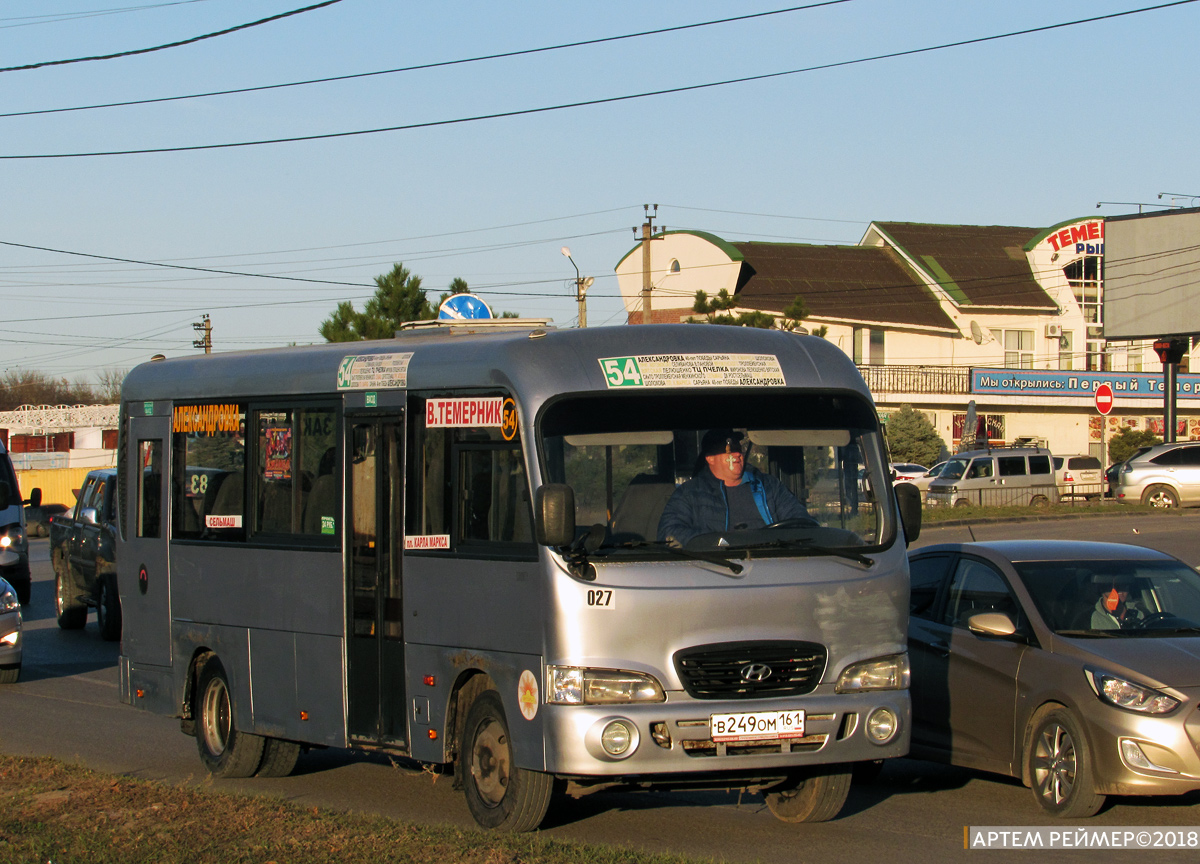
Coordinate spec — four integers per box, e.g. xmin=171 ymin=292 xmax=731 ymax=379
xmin=700 ymin=428 xmax=743 ymax=456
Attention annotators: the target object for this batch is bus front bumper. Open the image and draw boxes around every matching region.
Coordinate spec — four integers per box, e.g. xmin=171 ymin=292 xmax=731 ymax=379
xmin=541 ymin=689 xmax=910 ymax=779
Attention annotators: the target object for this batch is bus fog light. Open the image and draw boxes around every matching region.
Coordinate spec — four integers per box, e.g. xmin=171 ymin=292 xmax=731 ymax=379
xmin=601 ymin=720 xmax=634 ymax=756
xmin=866 ymin=707 xmax=898 ymax=744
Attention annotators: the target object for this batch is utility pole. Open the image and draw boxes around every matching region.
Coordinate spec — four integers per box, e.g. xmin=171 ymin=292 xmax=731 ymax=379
xmin=633 ymin=204 xmax=662 ymax=324
xmin=561 ymin=247 xmax=594 ymax=328
xmin=192 ymin=314 xmax=212 ymax=354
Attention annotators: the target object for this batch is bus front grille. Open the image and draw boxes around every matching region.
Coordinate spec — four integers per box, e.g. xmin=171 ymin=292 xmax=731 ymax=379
xmin=673 ymin=640 xmax=827 ymax=700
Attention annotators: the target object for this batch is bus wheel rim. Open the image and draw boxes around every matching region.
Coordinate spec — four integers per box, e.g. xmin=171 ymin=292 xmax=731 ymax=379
xmin=471 ymin=717 xmax=510 ymax=807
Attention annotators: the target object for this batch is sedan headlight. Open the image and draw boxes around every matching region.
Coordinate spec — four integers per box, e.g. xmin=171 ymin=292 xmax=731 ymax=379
xmin=836 ymin=653 xmax=910 ymax=693
xmin=1085 ymin=669 xmax=1179 ymax=715
xmin=0 ymin=585 xmax=17 ymax=613
xmin=547 ymin=666 xmax=665 ymax=705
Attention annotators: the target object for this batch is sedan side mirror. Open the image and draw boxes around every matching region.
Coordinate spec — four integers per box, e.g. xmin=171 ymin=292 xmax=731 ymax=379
xmin=968 ymin=611 xmax=1018 ymax=638
xmin=535 ymin=484 xmax=576 ymax=547
xmin=894 ymin=482 xmax=921 ymax=544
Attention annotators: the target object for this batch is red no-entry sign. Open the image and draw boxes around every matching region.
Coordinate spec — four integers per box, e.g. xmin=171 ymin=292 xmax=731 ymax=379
xmin=1095 ymin=382 xmax=1114 ymax=415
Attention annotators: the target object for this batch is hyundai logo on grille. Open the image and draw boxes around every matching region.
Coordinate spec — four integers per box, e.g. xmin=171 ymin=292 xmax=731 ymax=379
xmin=739 ymin=663 xmax=773 ymax=682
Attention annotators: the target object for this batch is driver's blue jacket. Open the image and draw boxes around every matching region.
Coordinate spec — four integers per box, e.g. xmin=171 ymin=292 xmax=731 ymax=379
xmin=657 ymin=464 xmax=809 ymax=546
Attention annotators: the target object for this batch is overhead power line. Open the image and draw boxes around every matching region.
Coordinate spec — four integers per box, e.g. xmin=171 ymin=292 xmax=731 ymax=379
xmin=0 ymin=2 xmax=214 ymax=31
xmin=0 ymin=0 xmax=343 ymax=73
xmin=0 ymin=2 xmax=853 ymax=118
xmin=1 ymin=0 xmax=1193 ymax=159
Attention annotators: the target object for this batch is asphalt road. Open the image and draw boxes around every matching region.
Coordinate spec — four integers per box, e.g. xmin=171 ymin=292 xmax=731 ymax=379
xmin=4 ymin=515 xmax=1200 ymax=863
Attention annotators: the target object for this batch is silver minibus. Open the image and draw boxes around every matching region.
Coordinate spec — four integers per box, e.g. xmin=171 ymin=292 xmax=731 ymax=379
xmin=117 ymin=322 xmax=920 ymax=830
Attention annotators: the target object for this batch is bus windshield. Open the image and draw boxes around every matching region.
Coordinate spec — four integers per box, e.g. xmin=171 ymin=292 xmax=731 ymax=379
xmin=539 ymin=390 xmax=892 ymax=554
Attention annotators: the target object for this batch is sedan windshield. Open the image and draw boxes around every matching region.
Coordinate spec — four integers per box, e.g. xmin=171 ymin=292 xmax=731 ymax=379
xmin=539 ymin=390 xmax=893 ymax=556
xmin=1017 ymin=559 xmax=1200 ymax=636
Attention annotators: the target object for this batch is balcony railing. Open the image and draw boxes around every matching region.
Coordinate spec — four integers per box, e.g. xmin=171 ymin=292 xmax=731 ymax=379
xmin=856 ymin=364 xmax=972 ymax=395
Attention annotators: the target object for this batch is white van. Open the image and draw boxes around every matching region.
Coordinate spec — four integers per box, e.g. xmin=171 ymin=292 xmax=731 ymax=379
xmin=925 ymin=447 xmax=1058 ymax=508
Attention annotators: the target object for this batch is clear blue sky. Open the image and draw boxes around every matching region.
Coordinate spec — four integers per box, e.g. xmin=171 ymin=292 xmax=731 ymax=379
xmin=1 ymin=0 xmax=1197 ymax=390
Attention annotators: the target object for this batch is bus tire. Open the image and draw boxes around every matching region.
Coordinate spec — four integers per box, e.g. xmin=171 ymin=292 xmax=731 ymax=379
xmin=459 ymin=690 xmax=553 ymax=832
xmin=256 ymin=738 xmax=302 ymax=777
xmin=54 ymin=558 xmax=86 ymax=630
xmin=96 ymin=574 xmax=122 ymax=642
xmin=763 ymin=766 xmax=852 ymax=823
xmin=195 ymin=654 xmax=264 ymax=778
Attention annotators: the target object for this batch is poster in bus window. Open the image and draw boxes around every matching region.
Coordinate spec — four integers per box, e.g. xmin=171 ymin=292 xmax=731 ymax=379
xmin=264 ymin=427 xmax=292 ymax=479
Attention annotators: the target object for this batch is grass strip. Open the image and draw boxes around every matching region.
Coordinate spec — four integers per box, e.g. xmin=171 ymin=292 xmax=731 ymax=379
xmin=0 ymin=754 xmax=708 ymax=864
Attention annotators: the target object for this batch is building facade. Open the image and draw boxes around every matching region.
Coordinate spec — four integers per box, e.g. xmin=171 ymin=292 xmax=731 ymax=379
xmin=614 ymin=217 xmax=1200 ymax=461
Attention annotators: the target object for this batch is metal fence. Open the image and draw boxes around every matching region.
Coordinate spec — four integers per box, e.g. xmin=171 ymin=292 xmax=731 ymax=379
xmin=856 ymin=365 xmax=972 ymax=395
xmin=927 ymin=484 xmax=1061 ymax=508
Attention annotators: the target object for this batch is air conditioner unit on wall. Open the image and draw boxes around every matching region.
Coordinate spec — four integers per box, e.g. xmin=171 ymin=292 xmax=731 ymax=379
xmin=1045 ymin=323 xmax=1062 ymax=338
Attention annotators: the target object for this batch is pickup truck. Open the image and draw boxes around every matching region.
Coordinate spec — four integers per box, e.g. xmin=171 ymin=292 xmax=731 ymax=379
xmin=49 ymin=468 xmax=121 ymax=641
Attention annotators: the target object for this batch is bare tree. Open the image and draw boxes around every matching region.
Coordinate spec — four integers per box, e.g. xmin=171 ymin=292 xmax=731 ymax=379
xmin=95 ymin=368 xmax=128 ymax=404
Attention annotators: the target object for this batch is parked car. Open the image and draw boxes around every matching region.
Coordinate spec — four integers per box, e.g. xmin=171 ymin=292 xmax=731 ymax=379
xmin=49 ymin=468 xmax=120 ymax=640
xmin=1052 ymin=454 xmax=1103 ymax=500
xmin=0 ymin=576 xmax=20 ymax=684
xmin=909 ymin=539 xmax=1200 ymax=817
xmin=1114 ymin=440 xmax=1200 ymax=509
xmin=925 ymin=447 xmax=1058 ymax=508
xmin=24 ymin=503 xmax=70 ymax=538
xmin=889 ymin=463 xmax=927 ymax=483
xmin=909 ymin=461 xmax=948 ymax=495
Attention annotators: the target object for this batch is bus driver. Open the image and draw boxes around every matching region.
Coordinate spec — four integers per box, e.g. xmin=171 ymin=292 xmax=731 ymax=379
xmin=657 ymin=428 xmax=810 ymax=546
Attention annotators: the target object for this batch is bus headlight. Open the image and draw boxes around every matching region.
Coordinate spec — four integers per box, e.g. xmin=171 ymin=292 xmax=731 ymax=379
xmin=548 ymin=666 xmax=665 ymax=704
xmin=835 ymin=653 xmax=910 ymax=693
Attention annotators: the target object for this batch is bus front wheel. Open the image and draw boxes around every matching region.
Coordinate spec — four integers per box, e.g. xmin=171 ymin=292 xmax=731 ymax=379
xmin=195 ymin=654 xmax=264 ymax=778
xmin=763 ymin=766 xmax=852 ymax=823
xmin=459 ymin=690 xmax=553 ymax=832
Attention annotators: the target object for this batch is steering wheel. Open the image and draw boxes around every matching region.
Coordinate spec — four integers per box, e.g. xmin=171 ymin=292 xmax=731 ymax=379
xmin=1132 ymin=611 xmax=1174 ymax=629
xmin=764 ymin=516 xmax=821 ymax=529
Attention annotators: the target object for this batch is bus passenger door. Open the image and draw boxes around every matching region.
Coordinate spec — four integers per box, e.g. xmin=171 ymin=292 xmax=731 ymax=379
xmin=346 ymin=416 xmax=407 ymax=745
xmin=121 ymin=414 xmax=172 ymax=667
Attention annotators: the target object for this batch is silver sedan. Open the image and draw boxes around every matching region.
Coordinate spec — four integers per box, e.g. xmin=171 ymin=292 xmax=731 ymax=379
xmin=908 ymin=540 xmax=1200 ymax=817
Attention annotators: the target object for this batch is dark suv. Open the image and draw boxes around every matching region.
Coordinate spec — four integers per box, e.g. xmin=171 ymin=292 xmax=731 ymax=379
xmin=1114 ymin=441 xmax=1200 ymax=508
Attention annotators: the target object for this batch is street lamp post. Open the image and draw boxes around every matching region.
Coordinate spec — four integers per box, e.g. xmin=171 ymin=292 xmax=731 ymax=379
xmin=561 ymin=247 xmax=594 ymax=328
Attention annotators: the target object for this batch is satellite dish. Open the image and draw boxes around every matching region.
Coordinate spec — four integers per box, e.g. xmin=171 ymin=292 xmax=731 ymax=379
xmin=438 ymin=293 xmax=493 ymax=320
xmin=969 ymin=320 xmax=984 ymax=345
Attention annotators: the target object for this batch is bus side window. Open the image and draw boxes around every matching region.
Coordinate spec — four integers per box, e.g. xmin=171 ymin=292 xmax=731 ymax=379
xmin=458 ymin=446 xmax=533 ymax=544
xmin=172 ymin=403 xmax=247 ymax=541
xmin=137 ymin=440 xmax=162 ymax=538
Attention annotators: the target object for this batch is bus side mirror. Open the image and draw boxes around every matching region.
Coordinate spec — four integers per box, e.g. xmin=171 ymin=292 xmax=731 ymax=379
xmin=25 ymin=487 xmax=42 ymax=508
xmin=536 ymin=484 xmax=576 ymax=547
xmin=0 ymin=481 xmax=9 ymax=510
xmin=895 ymin=482 xmax=921 ymax=544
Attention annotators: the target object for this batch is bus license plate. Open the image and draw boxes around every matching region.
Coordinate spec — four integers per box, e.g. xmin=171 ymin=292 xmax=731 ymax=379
xmin=710 ymin=710 xmax=805 ymax=742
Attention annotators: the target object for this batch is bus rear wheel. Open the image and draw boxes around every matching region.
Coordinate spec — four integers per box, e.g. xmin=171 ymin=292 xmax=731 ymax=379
xmin=195 ymin=654 xmax=264 ymax=778
xmin=459 ymin=690 xmax=553 ymax=832
xmin=763 ymin=766 xmax=852 ymax=823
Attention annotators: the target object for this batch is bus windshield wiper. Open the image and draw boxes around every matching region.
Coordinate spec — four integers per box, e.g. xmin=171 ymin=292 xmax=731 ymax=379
xmin=600 ymin=539 xmax=744 ymax=575
xmin=728 ymin=537 xmax=874 ymax=567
